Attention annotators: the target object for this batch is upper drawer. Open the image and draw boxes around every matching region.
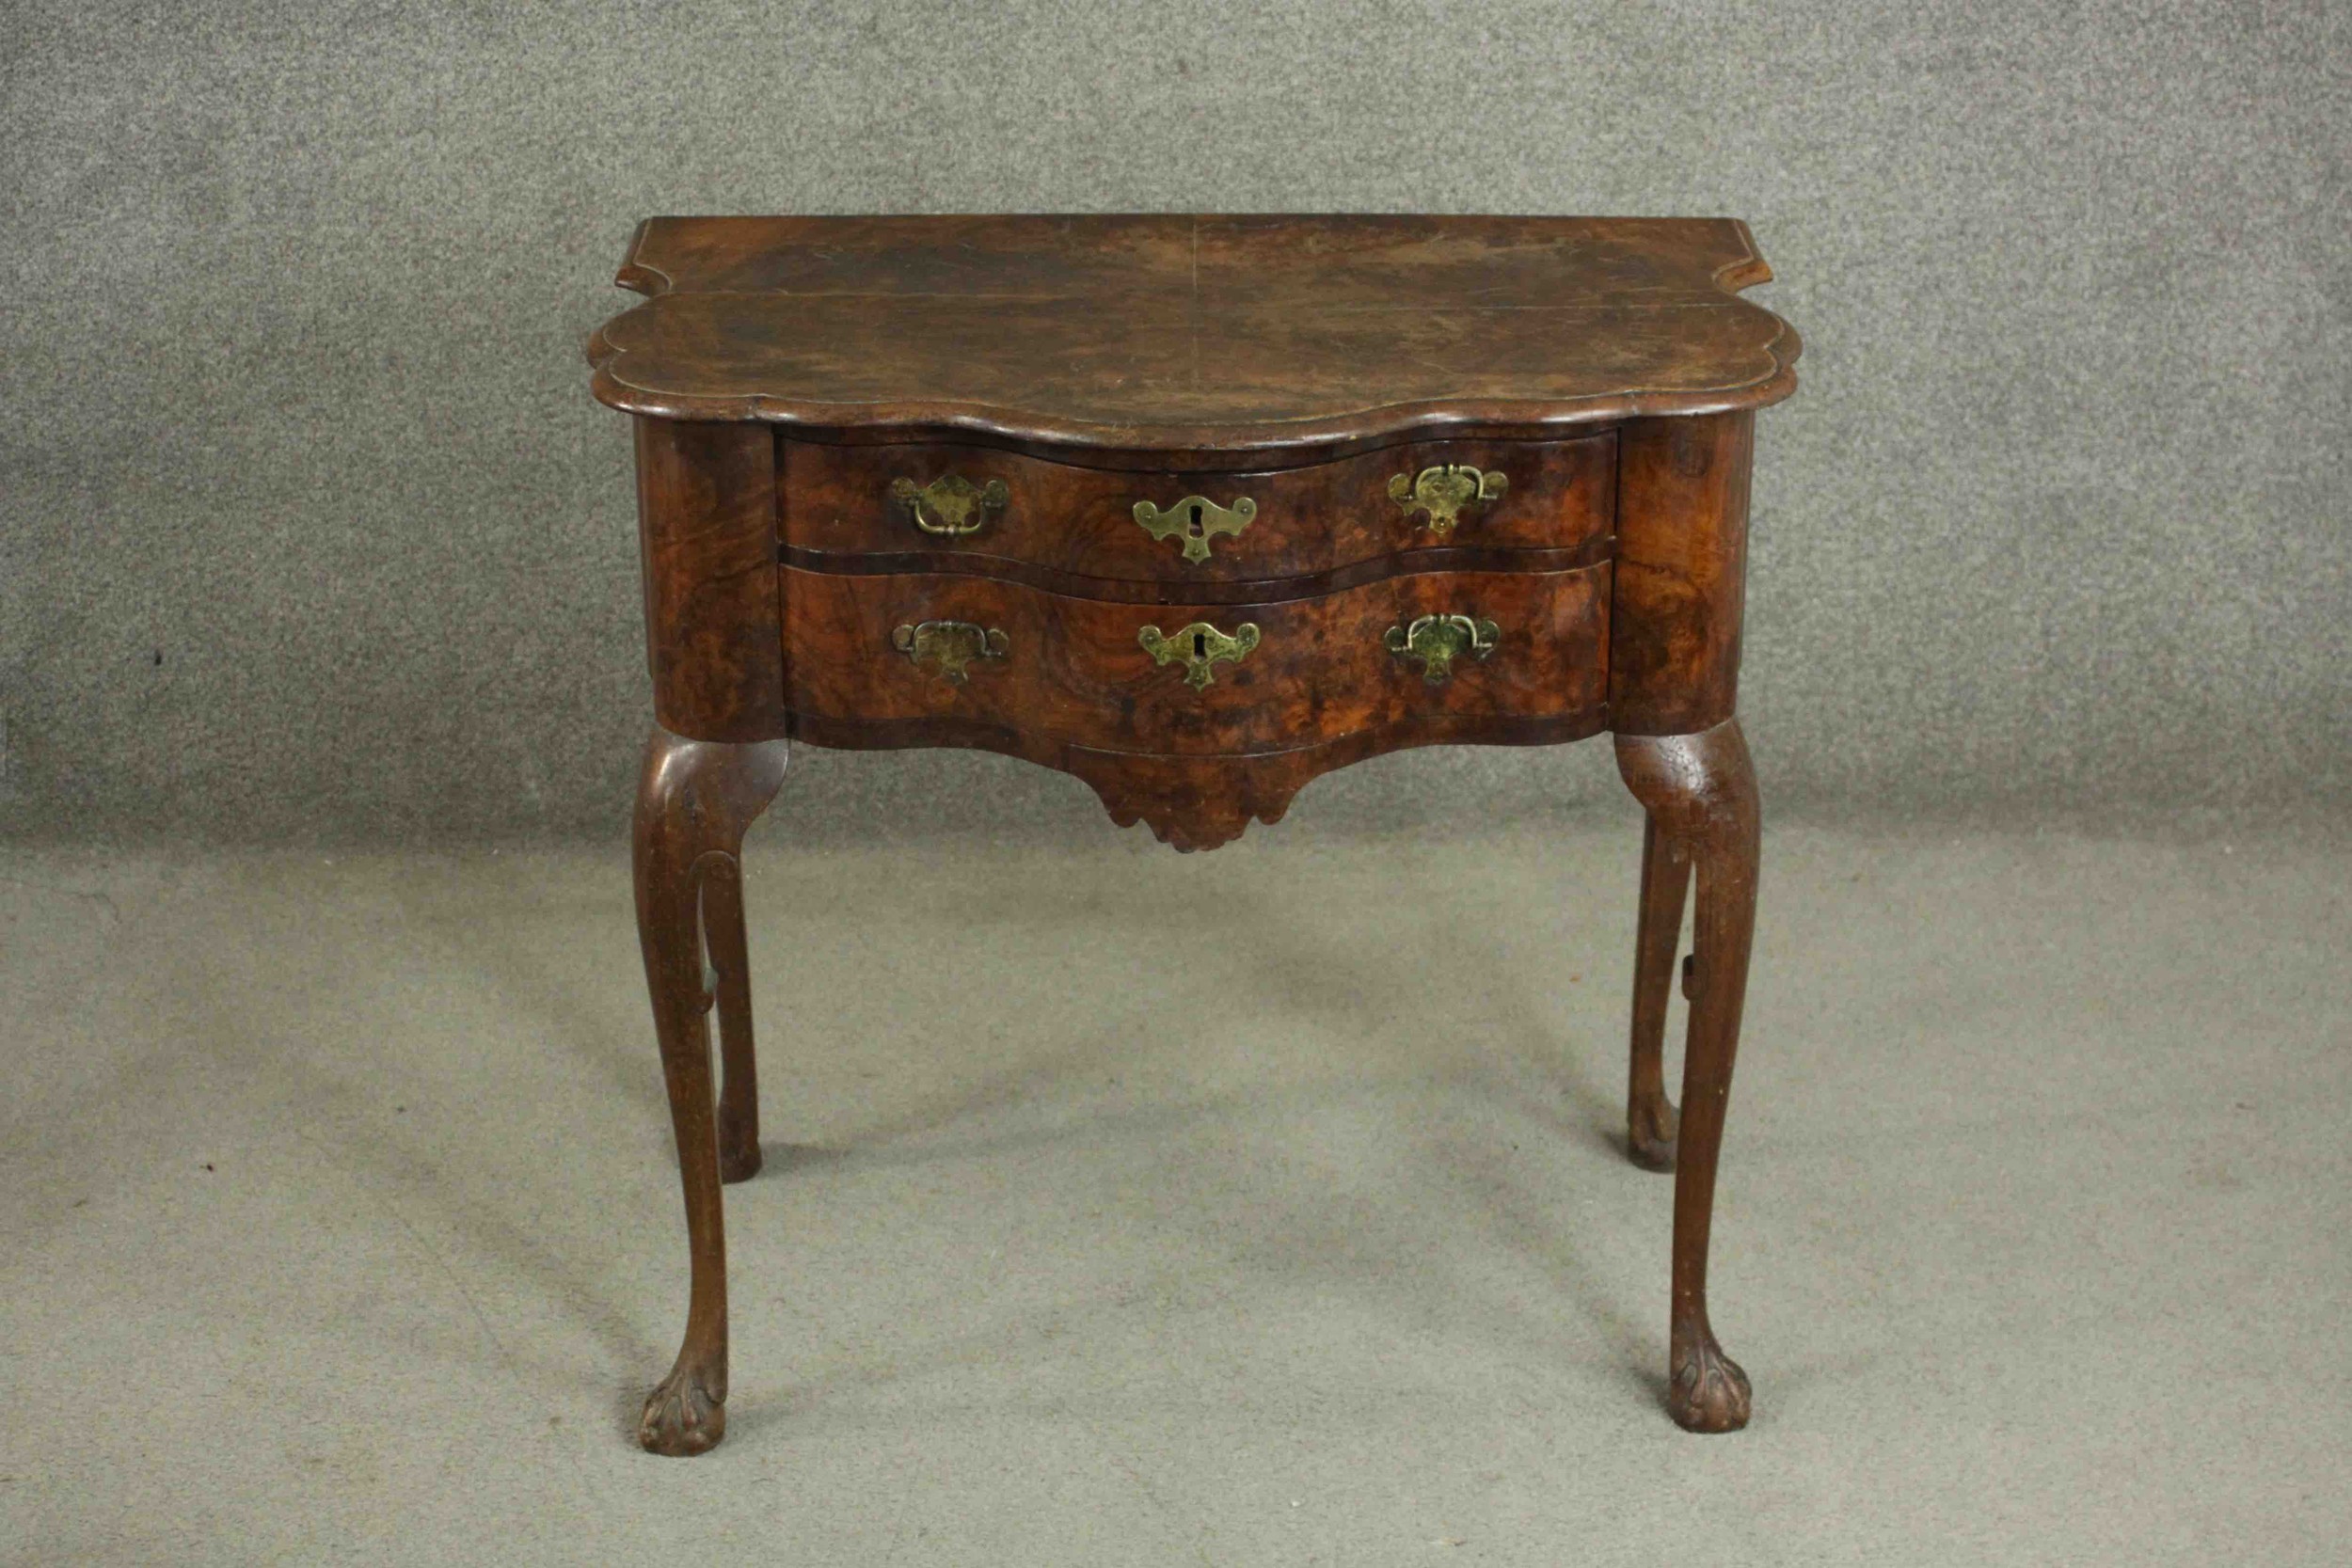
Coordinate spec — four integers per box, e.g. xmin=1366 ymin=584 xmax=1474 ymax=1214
xmin=778 ymin=433 xmax=1614 ymax=590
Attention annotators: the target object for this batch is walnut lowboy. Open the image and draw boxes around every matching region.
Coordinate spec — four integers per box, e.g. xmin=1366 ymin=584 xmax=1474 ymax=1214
xmin=596 ymin=214 xmax=1798 ymax=1455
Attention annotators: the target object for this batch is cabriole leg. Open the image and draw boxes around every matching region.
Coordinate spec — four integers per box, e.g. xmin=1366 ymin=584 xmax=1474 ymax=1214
xmin=633 ymin=723 xmax=789 ymax=1457
xmin=1614 ymin=717 xmax=1760 ymax=1433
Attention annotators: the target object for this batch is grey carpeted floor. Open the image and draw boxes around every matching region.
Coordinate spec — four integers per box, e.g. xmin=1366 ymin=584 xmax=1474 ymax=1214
xmin=4 ymin=823 xmax=2346 ymax=1564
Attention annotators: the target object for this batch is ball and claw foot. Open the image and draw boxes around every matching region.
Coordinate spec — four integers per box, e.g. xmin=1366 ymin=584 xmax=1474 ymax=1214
xmin=639 ymin=1364 xmax=725 ymax=1456
xmin=1667 ymin=1332 xmax=1752 ymax=1433
xmin=1629 ymin=1097 xmax=1679 ymax=1172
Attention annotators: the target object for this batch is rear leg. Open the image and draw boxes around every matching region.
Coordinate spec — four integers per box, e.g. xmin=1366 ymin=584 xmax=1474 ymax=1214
xmin=704 ymin=855 xmax=762 ymax=1184
xmin=1628 ymin=815 xmax=1689 ymax=1171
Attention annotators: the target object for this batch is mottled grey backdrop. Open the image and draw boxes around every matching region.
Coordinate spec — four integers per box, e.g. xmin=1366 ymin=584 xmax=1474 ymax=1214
xmin=3 ymin=2 xmax=2344 ymax=845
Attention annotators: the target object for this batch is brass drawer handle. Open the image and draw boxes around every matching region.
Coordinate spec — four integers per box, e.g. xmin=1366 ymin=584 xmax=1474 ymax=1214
xmin=1388 ymin=465 xmax=1507 ymax=534
xmin=1384 ymin=613 xmax=1499 ymax=684
xmin=891 ymin=620 xmax=1008 ymax=684
xmin=890 ymin=474 xmax=1009 ymax=536
xmin=1138 ymin=621 xmax=1260 ymax=690
xmin=1132 ymin=494 xmax=1257 ymax=563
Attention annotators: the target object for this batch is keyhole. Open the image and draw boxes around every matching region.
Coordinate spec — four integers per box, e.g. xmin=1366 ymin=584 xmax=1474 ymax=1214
xmin=1186 ymin=502 xmax=1204 ymax=538
xmin=1192 ymin=630 xmax=1208 ymax=660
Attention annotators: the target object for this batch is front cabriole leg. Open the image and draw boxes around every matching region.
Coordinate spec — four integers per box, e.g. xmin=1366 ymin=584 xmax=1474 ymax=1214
xmin=634 ymin=724 xmax=789 ymax=1456
xmin=1615 ymin=719 xmax=1759 ymax=1433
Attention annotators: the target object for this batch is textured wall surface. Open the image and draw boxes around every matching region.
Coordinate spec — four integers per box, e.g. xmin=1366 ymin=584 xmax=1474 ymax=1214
xmin=2 ymin=1 xmax=2345 ymax=844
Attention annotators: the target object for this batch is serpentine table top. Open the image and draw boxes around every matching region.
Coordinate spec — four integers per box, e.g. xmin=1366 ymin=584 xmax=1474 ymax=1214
xmin=589 ymin=213 xmax=1798 ymax=454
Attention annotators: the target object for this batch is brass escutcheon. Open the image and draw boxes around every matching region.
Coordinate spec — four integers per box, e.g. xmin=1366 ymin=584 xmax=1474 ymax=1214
xmin=1138 ymin=621 xmax=1260 ymax=690
xmin=1384 ymin=613 xmax=1500 ymax=684
xmin=1388 ymin=465 xmax=1507 ymax=534
xmin=1132 ymin=494 xmax=1257 ymax=563
xmin=890 ymin=473 xmax=1009 ymax=536
xmin=891 ymin=620 xmax=1009 ymax=684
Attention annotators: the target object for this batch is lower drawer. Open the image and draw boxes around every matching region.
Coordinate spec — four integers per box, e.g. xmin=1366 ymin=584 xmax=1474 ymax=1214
xmin=781 ymin=562 xmax=1609 ymax=756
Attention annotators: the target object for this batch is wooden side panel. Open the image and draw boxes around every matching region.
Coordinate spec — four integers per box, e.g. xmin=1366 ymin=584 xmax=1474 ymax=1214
xmin=631 ymin=418 xmax=786 ymax=740
xmin=1608 ymin=412 xmax=1754 ymax=735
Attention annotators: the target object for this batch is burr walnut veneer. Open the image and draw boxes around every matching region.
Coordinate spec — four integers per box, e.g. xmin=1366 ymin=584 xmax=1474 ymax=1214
xmin=589 ymin=214 xmax=1801 ymax=1455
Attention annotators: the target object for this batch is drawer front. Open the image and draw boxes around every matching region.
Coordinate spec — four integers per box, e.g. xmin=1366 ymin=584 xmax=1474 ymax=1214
xmin=782 ymin=562 xmax=1609 ymax=756
xmin=779 ymin=434 xmax=1614 ymax=587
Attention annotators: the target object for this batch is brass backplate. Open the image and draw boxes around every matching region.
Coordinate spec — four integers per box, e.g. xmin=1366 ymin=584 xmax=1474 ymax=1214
xmin=1387 ymin=465 xmax=1507 ymax=533
xmin=1137 ymin=621 xmax=1261 ymax=689
xmin=890 ymin=473 xmax=1009 ymax=536
xmin=1132 ymin=495 xmax=1257 ymax=563
xmin=891 ymin=620 xmax=1009 ymax=684
xmin=1383 ymin=613 xmax=1500 ymax=684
